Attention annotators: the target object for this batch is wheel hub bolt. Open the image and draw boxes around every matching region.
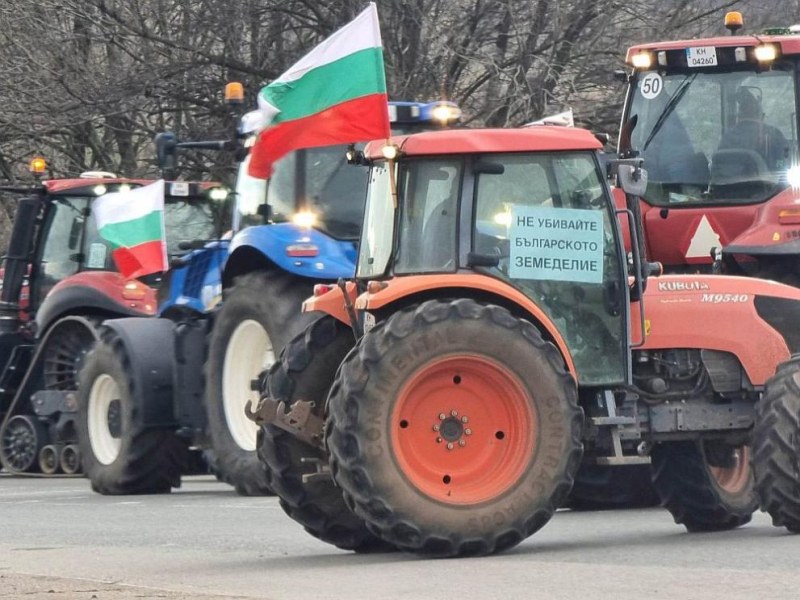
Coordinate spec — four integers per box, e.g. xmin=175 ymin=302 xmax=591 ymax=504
xmin=465 ymin=428 xmax=472 ymax=436
xmin=459 ymin=440 xmax=466 ymax=447
xmin=446 ymin=443 xmax=454 ymax=450
xmin=451 ymin=409 xmax=458 ymax=417
xmin=439 ymin=413 xmax=446 ymax=420
xmin=432 ymin=424 xmax=440 ymax=432
xmin=461 ymin=416 xmax=468 ymax=423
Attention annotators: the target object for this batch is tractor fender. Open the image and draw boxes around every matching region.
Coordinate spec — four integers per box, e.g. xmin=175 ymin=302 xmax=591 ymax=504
xmin=101 ymin=317 xmax=179 ymax=428
xmin=354 ymin=274 xmax=577 ymax=377
xmin=634 ymin=274 xmax=800 ymax=385
xmin=36 ymin=272 xmax=156 ymax=334
xmin=224 ymin=223 xmax=356 ymax=287
xmin=301 ymin=280 xmax=358 ymax=323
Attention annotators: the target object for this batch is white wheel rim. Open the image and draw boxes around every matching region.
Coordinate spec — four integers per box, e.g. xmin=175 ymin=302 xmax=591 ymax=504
xmin=88 ymin=374 xmax=122 ymax=466
xmin=222 ymin=319 xmax=275 ymax=451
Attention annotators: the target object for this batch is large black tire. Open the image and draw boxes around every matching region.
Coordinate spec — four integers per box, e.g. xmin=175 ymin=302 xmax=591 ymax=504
xmin=567 ymin=464 xmax=659 ymax=510
xmin=752 ymin=357 xmax=800 ymax=532
xmin=76 ymin=329 xmax=186 ymax=495
xmin=327 ymin=299 xmax=584 ymax=557
xmin=259 ymin=316 xmax=391 ymax=551
xmin=651 ymin=440 xmax=756 ymax=531
xmin=206 ymin=271 xmax=317 ymax=496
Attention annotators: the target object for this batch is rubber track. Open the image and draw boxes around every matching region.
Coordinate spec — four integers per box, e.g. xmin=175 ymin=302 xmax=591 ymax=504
xmin=752 ymin=357 xmax=800 ymax=532
xmin=258 ymin=316 xmax=390 ymax=551
xmin=327 ymin=299 xmax=583 ymax=557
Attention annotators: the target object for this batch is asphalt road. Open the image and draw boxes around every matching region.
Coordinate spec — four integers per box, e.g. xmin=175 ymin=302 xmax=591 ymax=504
xmin=1 ymin=475 xmax=799 ymax=600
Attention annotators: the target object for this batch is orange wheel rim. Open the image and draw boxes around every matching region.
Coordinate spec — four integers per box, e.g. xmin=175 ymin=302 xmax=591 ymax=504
xmin=390 ymin=355 xmax=536 ymax=505
xmin=708 ymin=445 xmax=750 ymax=494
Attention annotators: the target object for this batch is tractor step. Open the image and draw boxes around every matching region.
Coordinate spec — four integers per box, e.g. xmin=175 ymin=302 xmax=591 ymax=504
xmin=594 ymin=456 xmax=651 ymax=466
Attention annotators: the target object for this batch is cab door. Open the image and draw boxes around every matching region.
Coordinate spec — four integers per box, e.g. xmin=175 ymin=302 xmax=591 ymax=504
xmin=469 ymin=151 xmax=630 ymax=386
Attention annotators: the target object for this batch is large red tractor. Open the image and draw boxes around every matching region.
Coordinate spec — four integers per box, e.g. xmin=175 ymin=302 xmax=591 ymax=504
xmin=0 ymin=168 xmax=223 ymax=475
xmin=248 ymin=126 xmax=800 ymax=556
xmin=619 ymin=12 xmax=800 ymax=282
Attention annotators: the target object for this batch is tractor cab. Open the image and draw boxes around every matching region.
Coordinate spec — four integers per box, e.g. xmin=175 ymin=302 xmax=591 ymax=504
xmin=355 ymin=128 xmax=633 ymax=386
xmin=232 ymin=100 xmax=462 ymax=240
xmin=33 ymin=177 xmax=226 ymax=310
xmin=620 ymin=13 xmax=800 ymax=278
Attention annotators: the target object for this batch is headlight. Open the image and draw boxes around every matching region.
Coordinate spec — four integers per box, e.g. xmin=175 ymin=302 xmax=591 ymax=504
xmin=382 ymin=144 xmax=399 ymax=160
xmin=291 ymin=211 xmax=317 ymax=228
xmin=754 ymin=44 xmax=778 ymax=63
xmin=431 ymin=103 xmax=462 ymax=124
xmin=208 ymin=187 xmax=229 ymax=201
xmin=631 ymin=52 xmax=653 ymax=69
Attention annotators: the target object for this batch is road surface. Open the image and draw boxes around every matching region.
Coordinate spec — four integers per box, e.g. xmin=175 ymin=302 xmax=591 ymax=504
xmin=1 ymin=475 xmax=799 ymax=599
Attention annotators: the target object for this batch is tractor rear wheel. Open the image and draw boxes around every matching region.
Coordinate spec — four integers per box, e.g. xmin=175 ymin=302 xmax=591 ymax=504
xmin=327 ymin=299 xmax=583 ymax=557
xmin=259 ymin=316 xmax=391 ymax=552
xmin=76 ymin=329 xmax=186 ymax=494
xmin=206 ymin=271 xmax=317 ymax=496
xmin=752 ymin=357 xmax=800 ymax=532
xmin=651 ymin=440 xmax=755 ymax=531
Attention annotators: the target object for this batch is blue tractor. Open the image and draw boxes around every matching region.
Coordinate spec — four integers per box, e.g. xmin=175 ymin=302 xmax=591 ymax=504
xmin=75 ymin=100 xmax=462 ymax=495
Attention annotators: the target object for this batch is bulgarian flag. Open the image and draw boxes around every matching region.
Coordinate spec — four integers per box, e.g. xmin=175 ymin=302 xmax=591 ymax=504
xmin=93 ymin=180 xmax=169 ymax=279
xmin=247 ymin=2 xmax=390 ymax=179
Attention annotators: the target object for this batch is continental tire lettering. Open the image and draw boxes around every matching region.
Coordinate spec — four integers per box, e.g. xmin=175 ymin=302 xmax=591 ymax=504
xmin=365 ymin=442 xmax=383 ymax=458
xmin=390 ymin=355 xmax=408 ymax=371
xmin=365 ymin=427 xmax=381 ymax=442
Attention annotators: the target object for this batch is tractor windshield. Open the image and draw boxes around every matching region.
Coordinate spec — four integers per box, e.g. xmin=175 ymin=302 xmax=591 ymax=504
xmin=267 ymin=145 xmax=368 ymax=240
xmin=627 ymin=66 xmax=797 ymax=205
xmin=162 ymin=198 xmax=221 ymax=254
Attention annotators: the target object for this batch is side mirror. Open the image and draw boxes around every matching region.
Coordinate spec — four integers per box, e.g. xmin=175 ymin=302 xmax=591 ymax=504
xmin=68 ymin=216 xmax=84 ymax=250
xmin=472 ymin=160 xmax=505 ymax=175
xmin=617 ymin=164 xmax=648 ymax=198
xmin=154 ymin=132 xmax=178 ymax=178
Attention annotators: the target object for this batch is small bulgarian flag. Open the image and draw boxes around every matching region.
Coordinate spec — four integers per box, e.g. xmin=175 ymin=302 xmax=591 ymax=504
xmin=247 ymin=2 xmax=390 ymax=179
xmin=92 ymin=179 xmax=169 ymax=279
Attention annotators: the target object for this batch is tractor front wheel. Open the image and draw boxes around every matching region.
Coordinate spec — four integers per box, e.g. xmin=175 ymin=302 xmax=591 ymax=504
xmin=206 ymin=271 xmax=316 ymax=496
xmin=327 ymin=299 xmax=583 ymax=557
xmin=259 ymin=315 xmax=390 ymax=552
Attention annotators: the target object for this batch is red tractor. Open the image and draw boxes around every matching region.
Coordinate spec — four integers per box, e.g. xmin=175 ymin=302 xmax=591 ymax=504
xmin=619 ymin=12 xmax=800 ymax=282
xmin=0 ymin=165 xmax=223 ymax=475
xmin=248 ymin=126 xmax=800 ymax=556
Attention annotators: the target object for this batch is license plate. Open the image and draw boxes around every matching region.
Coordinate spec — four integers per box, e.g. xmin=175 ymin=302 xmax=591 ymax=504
xmin=686 ymin=46 xmax=717 ymax=67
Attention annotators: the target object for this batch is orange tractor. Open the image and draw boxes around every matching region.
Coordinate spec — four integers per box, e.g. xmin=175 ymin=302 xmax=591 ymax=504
xmin=248 ymin=126 xmax=800 ymax=556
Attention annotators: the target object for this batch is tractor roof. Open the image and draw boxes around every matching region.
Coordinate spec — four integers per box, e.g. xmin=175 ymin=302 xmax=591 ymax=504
xmin=365 ymin=127 xmax=602 ymax=160
xmin=627 ymin=34 xmax=800 ymax=61
xmin=43 ymin=178 xmax=220 ymax=197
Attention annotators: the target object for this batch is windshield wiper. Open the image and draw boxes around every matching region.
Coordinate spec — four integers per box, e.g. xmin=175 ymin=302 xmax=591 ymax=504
xmin=641 ymin=73 xmax=697 ymax=152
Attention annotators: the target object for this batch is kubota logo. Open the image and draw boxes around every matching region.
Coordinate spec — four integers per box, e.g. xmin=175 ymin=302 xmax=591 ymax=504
xmin=657 ymin=281 xmax=710 ymax=292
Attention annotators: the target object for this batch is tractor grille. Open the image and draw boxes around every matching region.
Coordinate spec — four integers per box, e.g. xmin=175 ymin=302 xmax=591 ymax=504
xmin=183 ymin=251 xmax=213 ymax=300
